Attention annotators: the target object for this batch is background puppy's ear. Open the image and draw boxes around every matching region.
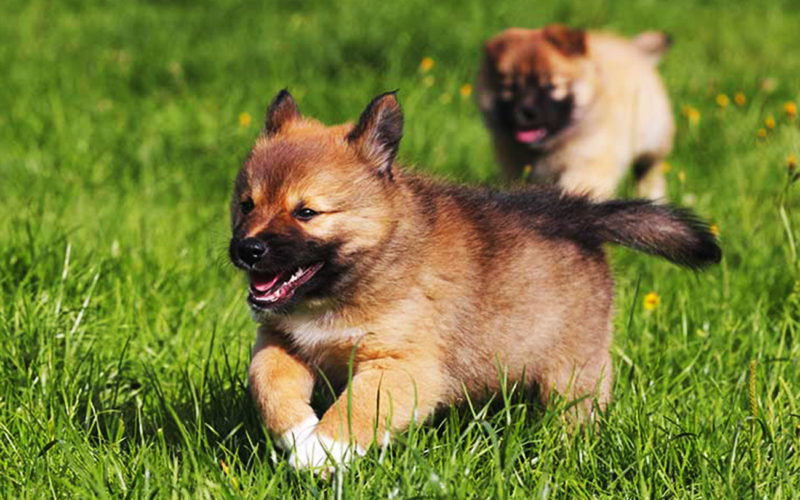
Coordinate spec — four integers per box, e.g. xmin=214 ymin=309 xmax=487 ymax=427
xmin=346 ymin=91 xmax=403 ymax=178
xmin=484 ymin=37 xmax=507 ymax=65
xmin=632 ymin=30 xmax=672 ymax=65
xmin=543 ymin=24 xmax=587 ymax=56
xmin=264 ymin=89 xmax=300 ymax=136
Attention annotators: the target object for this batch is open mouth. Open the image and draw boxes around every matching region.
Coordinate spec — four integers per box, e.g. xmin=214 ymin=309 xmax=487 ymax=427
xmin=248 ymin=262 xmax=324 ymax=309
xmin=515 ymin=128 xmax=548 ymax=144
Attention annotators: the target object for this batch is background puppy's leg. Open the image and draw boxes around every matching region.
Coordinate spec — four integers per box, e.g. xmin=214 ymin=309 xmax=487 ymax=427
xmin=558 ymin=160 xmax=621 ymax=200
xmin=248 ymin=329 xmax=318 ymax=454
xmin=310 ymin=357 xmax=444 ymax=461
xmin=633 ymin=155 xmax=668 ymax=201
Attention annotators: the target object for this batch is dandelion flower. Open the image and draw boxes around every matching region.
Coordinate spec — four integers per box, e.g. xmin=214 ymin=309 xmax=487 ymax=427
xmin=660 ymin=162 xmax=672 ymax=173
xmin=643 ymin=292 xmax=660 ymax=311
xmin=785 ymin=101 xmax=797 ymax=118
xmin=459 ymin=83 xmax=473 ymax=98
xmin=734 ymin=92 xmax=747 ymax=107
xmin=715 ymin=94 xmax=730 ymax=108
xmin=219 ymin=459 xmax=238 ymax=489
xmin=521 ymin=164 xmax=533 ymax=181
xmin=788 ymin=154 xmax=797 ymax=172
xmin=238 ymin=112 xmax=252 ymax=127
xmin=765 ymin=116 xmax=776 ymax=129
xmin=677 ymin=170 xmax=686 ymax=183
xmin=757 ymin=128 xmax=767 ymax=139
xmin=420 ymin=57 xmax=435 ymax=72
xmin=710 ymin=224 xmax=719 ymax=236
xmin=682 ymin=105 xmax=700 ymax=125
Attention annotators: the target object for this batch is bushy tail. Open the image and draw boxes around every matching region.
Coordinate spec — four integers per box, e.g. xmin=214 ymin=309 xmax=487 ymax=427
xmin=632 ymin=30 xmax=672 ymax=65
xmin=590 ymin=200 xmax=721 ymax=269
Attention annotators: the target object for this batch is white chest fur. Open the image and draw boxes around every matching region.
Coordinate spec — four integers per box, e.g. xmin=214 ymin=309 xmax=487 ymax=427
xmin=277 ymin=310 xmax=366 ymax=356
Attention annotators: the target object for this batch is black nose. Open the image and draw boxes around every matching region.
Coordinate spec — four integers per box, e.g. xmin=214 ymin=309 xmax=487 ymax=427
xmin=516 ymin=105 xmax=537 ymax=122
xmin=237 ymin=238 xmax=268 ymax=266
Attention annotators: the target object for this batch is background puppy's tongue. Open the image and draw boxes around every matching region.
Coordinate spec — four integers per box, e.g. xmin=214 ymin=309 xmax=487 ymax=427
xmin=515 ymin=128 xmax=547 ymax=143
xmin=251 ymin=273 xmax=282 ymax=292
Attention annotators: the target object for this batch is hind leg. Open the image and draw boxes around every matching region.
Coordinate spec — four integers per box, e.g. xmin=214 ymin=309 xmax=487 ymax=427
xmin=539 ymin=350 xmax=612 ymax=423
xmin=634 ymin=156 xmax=667 ymax=201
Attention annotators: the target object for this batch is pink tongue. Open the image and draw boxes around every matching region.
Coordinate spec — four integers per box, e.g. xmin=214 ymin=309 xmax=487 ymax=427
xmin=515 ymin=128 xmax=547 ymax=143
xmin=251 ymin=273 xmax=283 ymax=293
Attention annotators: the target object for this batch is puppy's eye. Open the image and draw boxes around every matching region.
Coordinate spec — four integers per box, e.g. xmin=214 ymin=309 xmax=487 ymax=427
xmin=240 ymin=197 xmax=255 ymax=215
xmin=293 ymin=207 xmax=318 ymax=221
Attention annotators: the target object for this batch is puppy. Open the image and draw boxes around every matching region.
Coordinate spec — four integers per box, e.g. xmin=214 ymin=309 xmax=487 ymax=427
xmin=229 ymin=90 xmax=719 ymax=470
xmin=476 ymin=24 xmax=674 ymax=200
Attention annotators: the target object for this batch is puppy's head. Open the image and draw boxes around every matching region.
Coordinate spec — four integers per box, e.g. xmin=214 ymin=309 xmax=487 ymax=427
xmin=229 ymin=90 xmax=403 ymax=316
xmin=477 ymin=24 xmax=595 ymax=148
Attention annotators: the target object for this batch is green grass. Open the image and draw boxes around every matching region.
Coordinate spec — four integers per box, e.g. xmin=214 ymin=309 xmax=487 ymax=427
xmin=2 ymin=0 xmax=800 ymax=497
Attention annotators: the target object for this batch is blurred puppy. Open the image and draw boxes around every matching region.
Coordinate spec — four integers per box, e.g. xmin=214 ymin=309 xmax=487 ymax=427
xmin=230 ymin=90 xmax=719 ymax=471
xmin=477 ymin=24 xmax=674 ymax=200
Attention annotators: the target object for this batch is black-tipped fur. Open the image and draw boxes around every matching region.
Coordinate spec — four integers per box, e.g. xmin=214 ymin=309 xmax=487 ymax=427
xmin=346 ymin=91 xmax=403 ymax=178
xmin=444 ymin=185 xmax=721 ymax=269
xmin=264 ymin=89 xmax=300 ymax=136
xmin=587 ymin=200 xmax=721 ymax=268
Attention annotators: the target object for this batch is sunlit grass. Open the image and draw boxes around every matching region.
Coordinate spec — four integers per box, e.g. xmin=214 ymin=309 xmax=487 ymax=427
xmin=1 ymin=0 xmax=799 ymax=497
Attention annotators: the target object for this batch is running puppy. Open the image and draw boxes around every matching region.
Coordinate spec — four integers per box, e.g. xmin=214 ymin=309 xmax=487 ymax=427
xmin=477 ymin=24 xmax=674 ymax=200
xmin=230 ymin=90 xmax=719 ymax=470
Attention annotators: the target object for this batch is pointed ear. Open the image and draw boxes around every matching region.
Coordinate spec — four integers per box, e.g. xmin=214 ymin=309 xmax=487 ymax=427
xmin=264 ymin=89 xmax=300 ymax=136
xmin=543 ymin=24 xmax=587 ymax=56
xmin=346 ymin=92 xmax=403 ymax=178
xmin=484 ymin=37 xmax=507 ymax=64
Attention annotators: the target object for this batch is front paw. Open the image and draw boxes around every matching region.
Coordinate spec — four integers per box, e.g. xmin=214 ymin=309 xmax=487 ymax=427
xmin=288 ymin=432 xmax=365 ymax=472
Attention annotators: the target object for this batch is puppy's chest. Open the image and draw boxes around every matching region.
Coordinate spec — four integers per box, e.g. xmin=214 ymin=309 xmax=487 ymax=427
xmin=277 ymin=312 xmax=367 ymax=366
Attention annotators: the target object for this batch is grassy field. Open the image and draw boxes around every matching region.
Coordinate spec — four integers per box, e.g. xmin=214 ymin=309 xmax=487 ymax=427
xmin=2 ymin=0 xmax=800 ymax=497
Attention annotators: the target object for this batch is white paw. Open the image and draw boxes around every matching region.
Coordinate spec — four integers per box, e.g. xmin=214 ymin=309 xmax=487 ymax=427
xmin=274 ymin=415 xmax=319 ymax=452
xmin=275 ymin=415 xmax=365 ymax=472
xmin=287 ymin=432 xmax=363 ymax=471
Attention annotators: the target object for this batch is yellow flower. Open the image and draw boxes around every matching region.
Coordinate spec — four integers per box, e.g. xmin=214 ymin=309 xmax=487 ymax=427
xmin=459 ymin=83 xmax=473 ymax=98
xmin=757 ymin=128 xmax=767 ymax=139
xmin=660 ymin=162 xmax=672 ymax=173
xmin=238 ymin=112 xmax=252 ymax=127
xmin=734 ymin=92 xmax=747 ymax=107
xmin=788 ymin=154 xmax=797 ymax=172
xmin=219 ymin=459 xmax=238 ymax=489
xmin=710 ymin=224 xmax=719 ymax=236
xmin=765 ymin=116 xmax=776 ymax=129
xmin=715 ymin=94 xmax=730 ymax=108
xmin=677 ymin=170 xmax=686 ymax=183
xmin=521 ymin=164 xmax=533 ymax=181
xmin=786 ymin=101 xmax=797 ymax=118
xmin=643 ymin=292 xmax=660 ymax=311
xmin=682 ymin=105 xmax=700 ymax=125
xmin=423 ymin=75 xmax=435 ymax=87
xmin=419 ymin=57 xmax=435 ymax=72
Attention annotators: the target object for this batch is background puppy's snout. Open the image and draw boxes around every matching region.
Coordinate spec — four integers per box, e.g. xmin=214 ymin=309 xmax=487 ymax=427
xmin=517 ymin=105 xmax=538 ymax=121
xmin=237 ymin=238 xmax=268 ymax=266
xmin=514 ymin=104 xmax=540 ymax=127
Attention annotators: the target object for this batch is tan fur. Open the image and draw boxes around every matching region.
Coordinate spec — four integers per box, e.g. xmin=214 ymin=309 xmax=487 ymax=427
xmin=476 ymin=25 xmax=674 ymax=200
xmin=239 ymin=96 xmax=618 ymax=464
